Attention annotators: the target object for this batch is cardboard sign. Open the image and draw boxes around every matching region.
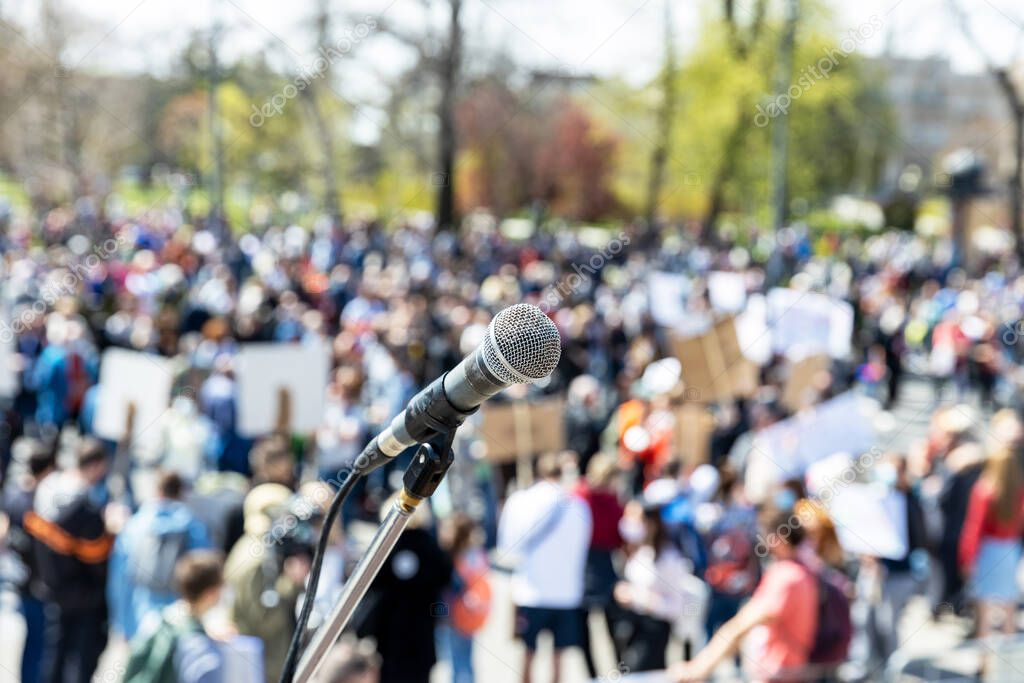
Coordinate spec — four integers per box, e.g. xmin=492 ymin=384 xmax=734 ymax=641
xmin=674 ymin=403 xmax=715 ymax=466
xmin=235 ymin=341 xmax=330 ymax=437
xmin=827 ymin=483 xmax=909 ymax=560
xmin=478 ymin=397 xmax=566 ymax=462
xmin=781 ymin=354 xmax=832 ymax=412
xmin=767 ymin=288 xmax=854 ymax=360
xmin=94 ymin=348 xmax=175 ymax=451
xmin=670 ymin=317 xmax=758 ymax=403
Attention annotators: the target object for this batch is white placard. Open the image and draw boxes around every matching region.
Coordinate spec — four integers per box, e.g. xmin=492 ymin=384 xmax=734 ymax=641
xmin=735 ymin=293 xmax=772 ymax=366
xmin=94 ymin=348 xmax=175 ymax=450
xmin=767 ymin=288 xmax=854 ymax=360
xmin=708 ymin=271 xmax=747 ymax=313
xmin=828 ymin=483 xmax=908 ymax=560
xmin=235 ymin=341 xmax=329 ymax=437
xmin=647 ymin=271 xmax=692 ymax=329
xmin=0 ymin=305 xmax=17 ymax=397
xmin=745 ymin=392 xmax=878 ymax=501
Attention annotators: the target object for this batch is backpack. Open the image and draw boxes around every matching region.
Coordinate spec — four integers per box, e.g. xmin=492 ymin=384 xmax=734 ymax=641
xmin=132 ymin=527 xmax=190 ymax=593
xmin=704 ymin=527 xmax=759 ymax=597
xmin=450 ymin=552 xmax=493 ymax=635
xmin=808 ymin=566 xmax=853 ymax=665
xmin=124 ymin=610 xmax=202 ymax=683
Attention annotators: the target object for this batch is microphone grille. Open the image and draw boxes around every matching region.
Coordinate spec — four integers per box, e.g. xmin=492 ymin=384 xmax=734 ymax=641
xmin=484 ymin=304 xmax=562 ymax=384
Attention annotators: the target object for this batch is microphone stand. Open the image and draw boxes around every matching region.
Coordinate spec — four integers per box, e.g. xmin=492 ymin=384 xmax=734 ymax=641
xmin=293 ymin=431 xmax=456 ymax=683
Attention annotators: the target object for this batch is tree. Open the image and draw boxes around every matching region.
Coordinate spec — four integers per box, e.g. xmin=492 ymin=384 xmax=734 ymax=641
xmin=300 ymin=0 xmax=342 ymax=226
xmin=644 ymin=0 xmax=678 ymax=231
xmin=532 ymin=99 xmax=620 ymax=221
xmin=456 ymin=79 xmax=537 ymax=216
xmin=948 ymin=0 xmax=1024 ymax=261
xmin=702 ymin=0 xmax=768 ymax=241
xmin=436 ymin=0 xmax=463 ymax=231
xmin=371 ymin=0 xmax=465 ymax=230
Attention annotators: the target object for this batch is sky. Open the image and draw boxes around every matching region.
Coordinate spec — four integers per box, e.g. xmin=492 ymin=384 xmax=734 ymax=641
xmin=6 ymin=0 xmax=1023 ymax=142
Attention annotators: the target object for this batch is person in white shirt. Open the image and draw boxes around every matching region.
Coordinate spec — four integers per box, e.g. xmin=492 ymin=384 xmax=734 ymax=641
xmin=615 ymin=500 xmax=695 ymax=672
xmin=498 ymin=454 xmax=592 ymax=683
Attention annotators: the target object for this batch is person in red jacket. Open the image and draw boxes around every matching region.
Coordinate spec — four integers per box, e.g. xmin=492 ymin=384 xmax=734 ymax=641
xmin=573 ymin=454 xmax=625 ymax=678
xmin=960 ymin=442 xmax=1024 ymax=638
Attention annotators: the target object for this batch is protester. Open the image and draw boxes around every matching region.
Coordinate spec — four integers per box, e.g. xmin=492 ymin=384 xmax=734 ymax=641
xmin=858 ymin=453 xmax=927 ymax=665
xmin=123 ymin=549 xmax=227 ymax=683
xmin=671 ymin=507 xmax=819 ymax=683
xmin=0 ymin=439 xmax=57 ymax=683
xmin=615 ymin=499 xmax=693 ymax=672
xmin=960 ymin=439 xmax=1024 ymax=638
xmin=4 ymin=189 xmax=1024 ymax=682
xmin=108 ymin=470 xmax=213 ymax=639
xmin=564 ymin=374 xmax=608 ymax=475
xmin=439 ymin=512 xmax=492 ymax=683
xmin=701 ymin=466 xmax=760 ymax=642
xmin=26 ymin=437 xmax=113 ymax=683
xmin=498 ymin=454 xmax=592 ymax=683
xmin=572 ymin=453 xmax=625 ymax=678
xmin=316 ymin=366 xmax=368 ymax=482
xmin=361 ymin=499 xmax=453 ymax=683
xmin=225 ymin=483 xmax=309 ymax=683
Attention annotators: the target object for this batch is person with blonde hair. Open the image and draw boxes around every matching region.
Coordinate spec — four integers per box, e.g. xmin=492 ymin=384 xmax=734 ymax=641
xmin=960 ymin=438 xmax=1024 ymax=637
xmin=794 ymin=499 xmax=844 ymax=570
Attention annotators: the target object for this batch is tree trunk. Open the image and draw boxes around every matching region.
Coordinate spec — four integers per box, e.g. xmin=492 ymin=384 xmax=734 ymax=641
xmin=305 ymin=0 xmax=342 ymax=227
xmin=436 ymin=0 xmax=461 ymax=232
xmin=302 ymin=95 xmax=341 ymax=226
xmin=208 ymin=19 xmax=225 ymax=231
xmin=701 ymin=99 xmax=750 ymax=243
xmin=644 ymin=0 xmax=677 ymax=233
xmin=770 ymin=0 xmax=799 ymax=232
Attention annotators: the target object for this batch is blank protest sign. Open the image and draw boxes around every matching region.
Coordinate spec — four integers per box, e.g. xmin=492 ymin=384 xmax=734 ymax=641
xmin=235 ymin=340 xmax=329 ymax=437
xmin=767 ymin=288 xmax=854 ymax=360
xmin=829 ymin=483 xmax=908 ymax=560
xmin=94 ymin=348 xmax=175 ymax=450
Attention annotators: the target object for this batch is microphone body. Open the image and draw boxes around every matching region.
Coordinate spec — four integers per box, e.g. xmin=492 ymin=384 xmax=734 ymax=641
xmin=351 ymin=304 xmax=561 ymax=474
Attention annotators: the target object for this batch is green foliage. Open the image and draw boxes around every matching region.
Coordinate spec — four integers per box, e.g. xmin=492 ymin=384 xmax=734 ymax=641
xmin=0 ymin=2 xmax=896 ymax=229
xmin=600 ymin=1 xmax=894 ymax=227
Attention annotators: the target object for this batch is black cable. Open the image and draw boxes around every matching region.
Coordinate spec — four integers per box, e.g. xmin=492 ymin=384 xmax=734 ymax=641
xmin=279 ymin=468 xmax=362 ymax=683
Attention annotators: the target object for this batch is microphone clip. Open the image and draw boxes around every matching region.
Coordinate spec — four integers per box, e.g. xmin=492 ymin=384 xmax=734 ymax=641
xmin=402 ymin=434 xmax=455 ymax=502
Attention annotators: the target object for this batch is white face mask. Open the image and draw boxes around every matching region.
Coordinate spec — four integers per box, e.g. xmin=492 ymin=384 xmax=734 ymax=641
xmin=619 ymin=516 xmax=645 ymax=544
xmin=875 ymin=463 xmax=898 ymax=488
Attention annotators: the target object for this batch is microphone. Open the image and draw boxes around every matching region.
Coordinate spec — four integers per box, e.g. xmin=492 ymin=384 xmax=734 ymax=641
xmin=352 ymin=303 xmax=561 ymax=474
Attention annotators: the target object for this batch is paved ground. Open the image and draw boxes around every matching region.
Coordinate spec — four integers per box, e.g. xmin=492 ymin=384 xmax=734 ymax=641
xmin=0 ymin=377 xmax=1008 ymax=682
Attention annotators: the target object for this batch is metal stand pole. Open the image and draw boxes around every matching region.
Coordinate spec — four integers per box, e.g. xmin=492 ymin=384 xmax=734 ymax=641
xmin=294 ymin=496 xmax=415 ymax=683
xmin=293 ymin=439 xmax=454 ymax=683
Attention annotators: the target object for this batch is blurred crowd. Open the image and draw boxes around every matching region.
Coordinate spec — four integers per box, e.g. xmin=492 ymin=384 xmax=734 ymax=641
xmin=2 ymin=202 xmax=1024 ymax=683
